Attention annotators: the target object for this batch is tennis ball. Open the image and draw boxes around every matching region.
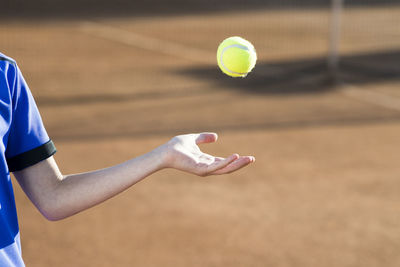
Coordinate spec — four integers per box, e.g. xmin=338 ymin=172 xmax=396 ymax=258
xmin=217 ymin=36 xmax=257 ymax=77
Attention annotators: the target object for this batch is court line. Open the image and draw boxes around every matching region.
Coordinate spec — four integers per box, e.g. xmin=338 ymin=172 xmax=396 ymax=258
xmin=79 ymin=21 xmax=215 ymax=64
xmin=341 ymin=84 xmax=400 ymax=112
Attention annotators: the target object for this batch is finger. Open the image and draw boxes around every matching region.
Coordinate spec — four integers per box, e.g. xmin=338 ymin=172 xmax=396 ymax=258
xmin=212 ymin=156 xmax=255 ymax=175
xmin=212 ymin=156 xmax=253 ymax=175
xmin=214 ymin=155 xmax=255 ymax=165
xmin=195 ymin=132 xmax=218 ymax=145
xmin=205 ymin=153 xmax=239 ymax=174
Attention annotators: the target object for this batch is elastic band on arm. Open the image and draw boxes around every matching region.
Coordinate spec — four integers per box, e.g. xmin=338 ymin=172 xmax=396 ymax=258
xmin=7 ymin=140 xmax=57 ymax=172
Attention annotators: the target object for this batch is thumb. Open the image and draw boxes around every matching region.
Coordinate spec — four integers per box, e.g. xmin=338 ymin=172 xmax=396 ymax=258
xmin=195 ymin=132 xmax=218 ymax=145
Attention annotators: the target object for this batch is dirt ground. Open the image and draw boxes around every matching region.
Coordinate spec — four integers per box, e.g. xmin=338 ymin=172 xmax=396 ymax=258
xmin=1 ymin=4 xmax=400 ymax=267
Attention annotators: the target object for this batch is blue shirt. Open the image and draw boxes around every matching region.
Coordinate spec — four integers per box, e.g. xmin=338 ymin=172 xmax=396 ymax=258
xmin=0 ymin=53 xmax=56 ymax=266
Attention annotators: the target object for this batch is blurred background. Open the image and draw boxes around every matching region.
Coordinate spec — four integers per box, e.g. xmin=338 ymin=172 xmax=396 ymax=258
xmin=1 ymin=0 xmax=400 ymax=266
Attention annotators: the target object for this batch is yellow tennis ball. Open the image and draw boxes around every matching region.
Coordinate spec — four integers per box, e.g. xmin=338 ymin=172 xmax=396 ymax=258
xmin=217 ymin=36 xmax=257 ymax=77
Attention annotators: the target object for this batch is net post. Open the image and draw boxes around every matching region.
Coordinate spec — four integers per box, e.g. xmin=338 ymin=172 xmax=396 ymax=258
xmin=328 ymin=0 xmax=344 ymax=79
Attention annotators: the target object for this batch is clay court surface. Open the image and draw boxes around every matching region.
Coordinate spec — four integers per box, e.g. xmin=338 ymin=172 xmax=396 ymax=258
xmin=1 ymin=3 xmax=400 ymax=267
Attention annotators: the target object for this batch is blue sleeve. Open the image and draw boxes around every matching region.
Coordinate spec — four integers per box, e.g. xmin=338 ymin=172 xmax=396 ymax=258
xmin=5 ymin=62 xmax=56 ymax=172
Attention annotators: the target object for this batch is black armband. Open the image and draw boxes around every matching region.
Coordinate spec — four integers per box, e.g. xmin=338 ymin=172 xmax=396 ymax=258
xmin=7 ymin=140 xmax=57 ymax=172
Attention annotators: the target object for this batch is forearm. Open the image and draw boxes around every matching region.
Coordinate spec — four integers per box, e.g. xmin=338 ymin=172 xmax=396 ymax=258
xmin=56 ymin=149 xmax=163 ymax=219
xmin=16 ymin=146 xmax=165 ymax=221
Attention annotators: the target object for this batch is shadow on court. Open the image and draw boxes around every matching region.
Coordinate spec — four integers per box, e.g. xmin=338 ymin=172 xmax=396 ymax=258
xmin=34 ymin=49 xmax=400 ymax=109
xmin=2 ymin=0 xmax=399 ymax=20
xmin=178 ymin=49 xmax=400 ymax=95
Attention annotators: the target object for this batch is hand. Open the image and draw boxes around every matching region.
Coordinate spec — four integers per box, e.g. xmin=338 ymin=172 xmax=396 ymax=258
xmin=160 ymin=133 xmax=255 ymax=176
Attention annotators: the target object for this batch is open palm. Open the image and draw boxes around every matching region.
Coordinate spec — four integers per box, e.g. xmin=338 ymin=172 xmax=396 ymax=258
xmin=163 ymin=133 xmax=255 ymax=176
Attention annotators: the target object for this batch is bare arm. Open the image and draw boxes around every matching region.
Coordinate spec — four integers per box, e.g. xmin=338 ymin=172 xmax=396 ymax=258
xmin=14 ymin=133 xmax=254 ymax=221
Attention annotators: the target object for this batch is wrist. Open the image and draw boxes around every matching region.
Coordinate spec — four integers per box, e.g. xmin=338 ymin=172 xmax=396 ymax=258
xmin=149 ymin=143 xmax=170 ymax=171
